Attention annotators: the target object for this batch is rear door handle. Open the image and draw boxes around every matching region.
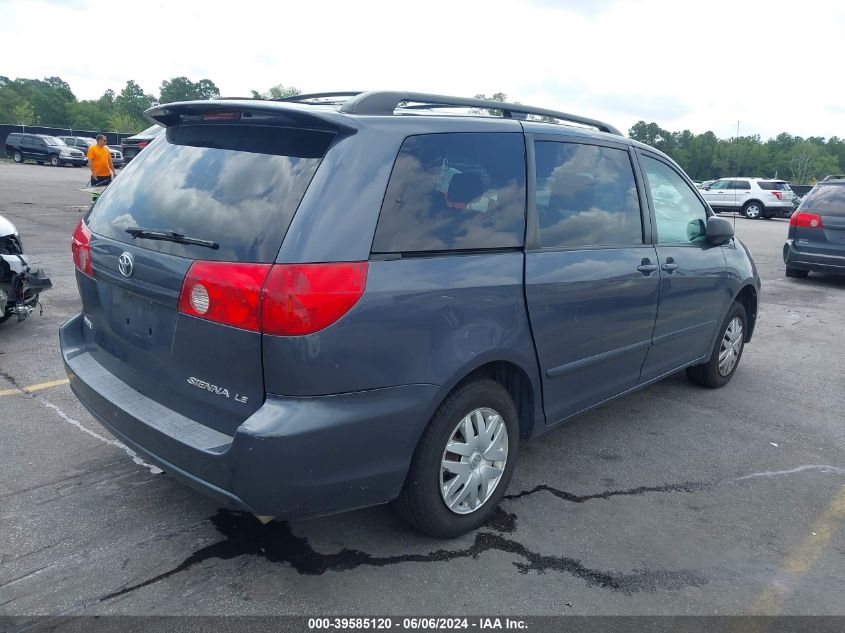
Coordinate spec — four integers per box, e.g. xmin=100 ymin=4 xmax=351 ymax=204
xmin=637 ymin=259 xmax=659 ymax=275
xmin=661 ymin=257 xmax=679 ymax=272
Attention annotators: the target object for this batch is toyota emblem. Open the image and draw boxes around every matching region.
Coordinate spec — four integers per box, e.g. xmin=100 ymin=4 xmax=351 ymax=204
xmin=118 ymin=252 xmax=134 ymax=278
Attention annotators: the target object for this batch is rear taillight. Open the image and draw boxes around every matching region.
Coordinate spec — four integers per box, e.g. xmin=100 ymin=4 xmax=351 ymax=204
xmin=770 ymin=191 xmax=782 ymax=200
xmin=790 ymin=212 xmax=824 ymax=228
xmin=137 ymin=142 xmax=148 ymax=149
xmin=261 ymin=263 xmax=368 ymax=336
xmin=71 ymin=220 xmax=92 ymax=276
xmin=178 ymin=262 xmax=271 ymax=331
xmin=177 ymin=261 xmax=368 ymax=335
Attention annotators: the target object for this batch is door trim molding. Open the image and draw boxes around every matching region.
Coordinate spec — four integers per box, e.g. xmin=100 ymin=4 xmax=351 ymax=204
xmin=546 ymin=338 xmax=652 ymax=378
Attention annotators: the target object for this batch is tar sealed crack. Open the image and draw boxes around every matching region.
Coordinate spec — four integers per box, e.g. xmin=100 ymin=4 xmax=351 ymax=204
xmin=504 ymin=480 xmax=718 ymax=503
xmin=100 ymin=506 xmax=709 ymax=604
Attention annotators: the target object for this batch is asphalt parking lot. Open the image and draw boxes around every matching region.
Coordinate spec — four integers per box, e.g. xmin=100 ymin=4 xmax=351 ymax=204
xmin=1 ymin=161 xmax=844 ymax=622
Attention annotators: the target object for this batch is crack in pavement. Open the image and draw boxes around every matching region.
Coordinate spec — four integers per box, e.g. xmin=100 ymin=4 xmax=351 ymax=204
xmin=97 ymin=508 xmax=710 ymax=606
xmin=9 ymin=464 xmax=845 ymax=622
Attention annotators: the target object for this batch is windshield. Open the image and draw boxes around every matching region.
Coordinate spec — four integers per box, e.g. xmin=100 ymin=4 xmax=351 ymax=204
xmin=44 ymin=136 xmax=65 ymax=146
xmin=136 ymin=124 xmax=163 ymax=137
xmin=87 ymin=124 xmax=334 ymax=262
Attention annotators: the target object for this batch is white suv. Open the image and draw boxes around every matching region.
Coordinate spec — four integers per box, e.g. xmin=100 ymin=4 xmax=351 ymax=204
xmin=701 ymin=178 xmax=795 ymax=219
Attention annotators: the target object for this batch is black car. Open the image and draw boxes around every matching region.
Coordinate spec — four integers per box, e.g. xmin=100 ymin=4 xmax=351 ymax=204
xmin=120 ymin=124 xmax=163 ymax=163
xmin=4 ymin=133 xmax=86 ymax=166
xmin=784 ymin=177 xmax=845 ymax=278
xmin=57 ymin=136 xmax=125 ymax=167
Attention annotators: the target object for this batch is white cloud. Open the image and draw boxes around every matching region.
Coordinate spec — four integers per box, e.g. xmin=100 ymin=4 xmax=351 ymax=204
xmin=2 ymin=0 xmax=843 ymax=139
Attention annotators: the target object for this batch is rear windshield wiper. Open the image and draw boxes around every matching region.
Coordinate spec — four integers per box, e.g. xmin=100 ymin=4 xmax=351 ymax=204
xmin=125 ymin=227 xmax=219 ymax=250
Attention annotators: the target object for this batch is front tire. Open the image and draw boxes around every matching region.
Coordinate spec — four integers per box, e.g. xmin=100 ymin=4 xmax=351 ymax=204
xmin=743 ymin=201 xmax=764 ymax=220
xmin=50 ymin=155 xmax=59 ymax=167
xmin=393 ymin=378 xmax=519 ymax=538
xmin=686 ymin=301 xmax=747 ymax=388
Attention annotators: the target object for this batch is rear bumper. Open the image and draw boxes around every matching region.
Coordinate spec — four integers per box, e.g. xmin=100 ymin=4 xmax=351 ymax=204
xmin=59 ymin=313 xmax=440 ymax=519
xmin=783 ymin=240 xmax=845 ymax=274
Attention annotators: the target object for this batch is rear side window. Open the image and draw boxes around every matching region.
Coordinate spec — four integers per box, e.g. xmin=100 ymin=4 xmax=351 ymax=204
xmin=372 ymin=133 xmax=526 ymax=253
xmin=758 ymin=181 xmax=791 ymax=191
xmin=87 ymin=124 xmax=333 ymax=262
xmin=800 ymin=185 xmax=845 ymax=217
xmin=534 ymin=141 xmax=642 ymax=247
xmin=6 ymin=134 xmax=21 ymax=144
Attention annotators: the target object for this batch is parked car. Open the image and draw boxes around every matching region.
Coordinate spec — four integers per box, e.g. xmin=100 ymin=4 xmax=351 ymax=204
xmin=57 ymin=136 xmax=125 ymax=167
xmin=4 ymin=132 xmax=86 ymax=166
xmin=701 ymin=177 xmax=795 ymax=219
xmin=120 ymin=124 xmax=163 ymax=163
xmin=60 ymin=92 xmax=760 ymax=538
xmin=783 ymin=176 xmax=845 ymax=278
xmin=1 ymin=214 xmax=52 ymax=324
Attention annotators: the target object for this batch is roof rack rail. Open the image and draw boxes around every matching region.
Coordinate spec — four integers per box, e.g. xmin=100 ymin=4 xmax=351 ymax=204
xmin=337 ymin=91 xmax=623 ymax=136
xmin=276 ymin=92 xmax=364 ymax=103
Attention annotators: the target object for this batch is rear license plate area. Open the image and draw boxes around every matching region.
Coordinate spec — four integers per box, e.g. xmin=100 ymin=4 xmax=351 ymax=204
xmin=105 ymin=286 xmax=176 ymax=351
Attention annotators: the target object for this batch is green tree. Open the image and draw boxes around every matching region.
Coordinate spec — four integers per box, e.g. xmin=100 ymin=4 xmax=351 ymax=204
xmin=108 ymin=112 xmax=145 ymax=134
xmin=159 ymin=77 xmax=219 ymax=103
xmin=250 ymin=84 xmax=301 ymax=99
xmin=472 ymin=92 xmax=507 ymax=116
xmin=114 ymin=80 xmax=155 ymax=122
xmin=8 ymin=77 xmax=75 ymax=126
xmin=12 ymin=101 xmax=36 ymax=125
xmin=67 ymin=100 xmax=110 ymax=131
xmin=790 ymin=142 xmax=839 ymax=183
xmin=195 ymin=79 xmax=220 ymax=100
xmin=159 ymin=76 xmax=197 ymax=103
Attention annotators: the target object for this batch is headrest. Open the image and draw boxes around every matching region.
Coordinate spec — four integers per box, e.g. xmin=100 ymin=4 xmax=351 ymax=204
xmin=447 ymin=172 xmax=485 ymax=204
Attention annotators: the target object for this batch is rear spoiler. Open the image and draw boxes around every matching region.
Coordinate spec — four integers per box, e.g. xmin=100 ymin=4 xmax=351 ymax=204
xmin=145 ymin=100 xmax=358 ymax=135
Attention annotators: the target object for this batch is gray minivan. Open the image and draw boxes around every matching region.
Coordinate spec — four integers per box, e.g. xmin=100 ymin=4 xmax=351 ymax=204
xmin=60 ymin=92 xmax=761 ymax=537
xmin=784 ymin=177 xmax=845 ymax=278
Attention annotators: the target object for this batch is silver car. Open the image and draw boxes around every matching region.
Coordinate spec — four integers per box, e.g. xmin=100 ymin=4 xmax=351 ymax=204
xmin=701 ymin=177 xmax=795 ymax=219
xmin=57 ymin=136 xmax=125 ymax=168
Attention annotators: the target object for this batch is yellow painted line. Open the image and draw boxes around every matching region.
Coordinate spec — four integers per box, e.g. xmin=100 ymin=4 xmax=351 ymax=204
xmin=748 ymin=484 xmax=845 ymax=616
xmin=0 ymin=378 xmax=69 ymax=397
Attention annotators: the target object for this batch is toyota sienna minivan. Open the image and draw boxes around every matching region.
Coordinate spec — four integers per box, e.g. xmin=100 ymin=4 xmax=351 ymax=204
xmin=61 ymin=91 xmax=761 ymax=537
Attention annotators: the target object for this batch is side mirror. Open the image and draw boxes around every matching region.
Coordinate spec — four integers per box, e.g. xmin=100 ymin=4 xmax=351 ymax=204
xmin=706 ymin=216 xmax=734 ymax=245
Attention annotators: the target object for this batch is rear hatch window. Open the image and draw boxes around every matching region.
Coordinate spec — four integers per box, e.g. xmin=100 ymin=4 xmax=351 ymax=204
xmin=79 ymin=123 xmax=335 ymax=435
xmin=800 ymin=184 xmax=845 ymax=217
xmin=88 ymin=124 xmax=333 ymax=262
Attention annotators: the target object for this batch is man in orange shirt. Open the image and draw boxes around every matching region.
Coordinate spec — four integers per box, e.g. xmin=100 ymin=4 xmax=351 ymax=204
xmin=87 ymin=134 xmax=115 ymax=187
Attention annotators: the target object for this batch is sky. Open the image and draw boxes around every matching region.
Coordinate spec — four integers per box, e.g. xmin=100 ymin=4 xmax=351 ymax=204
xmin=2 ymin=0 xmax=844 ymax=140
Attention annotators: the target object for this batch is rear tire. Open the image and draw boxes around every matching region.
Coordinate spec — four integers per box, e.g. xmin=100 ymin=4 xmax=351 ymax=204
xmin=743 ymin=201 xmax=764 ymax=219
xmin=0 ymin=311 xmax=11 ymax=324
xmin=786 ymin=267 xmax=809 ymax=279
xmin=393 ymin=378 xmax=519 ymax=538
xmin=686 ymin=301 xmax=747 ymax=389
xmin=12 ymin=151 xmax=23 ymax=163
